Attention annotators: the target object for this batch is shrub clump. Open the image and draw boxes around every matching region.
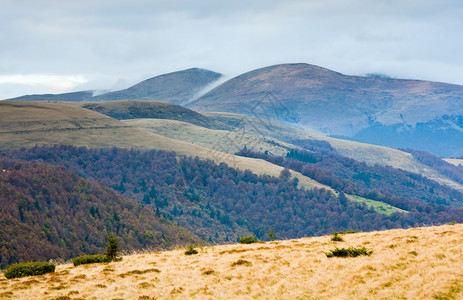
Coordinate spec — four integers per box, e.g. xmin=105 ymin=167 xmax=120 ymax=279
xmin=4 ymin=261 xmax=56 ymax=279
xmin=72 ymin=254 xmax=112 ymax=266
xmin=336 ymin=230 xmax=359 ymax=234
xmin=331 ymin=232 xmax=344 ymax=242
xmin=72 ymin=234 xmax=122 ymax=266
xmin=325 ymin=247 xmax=373 ymax=258
xmin=239 ymin=235 xmax=256 ymax=244
xmin=184 ymin=244 xmax=198 ymax=255
xmin=231 ymin=259 xmax=252 ymax=267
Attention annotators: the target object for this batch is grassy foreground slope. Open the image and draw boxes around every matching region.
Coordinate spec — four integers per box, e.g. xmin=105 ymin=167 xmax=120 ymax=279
xmin=1 ymin=224 xmax=462 ymax=299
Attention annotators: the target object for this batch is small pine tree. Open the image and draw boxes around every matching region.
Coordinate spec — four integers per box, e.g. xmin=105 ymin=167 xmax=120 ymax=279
xmin=105 ymin=233 xmax=119 ymax=260
xmin=184 ymin=244 xmax=198 ymax=255
xmin=268 ymin=229 xmax=276 ymax=241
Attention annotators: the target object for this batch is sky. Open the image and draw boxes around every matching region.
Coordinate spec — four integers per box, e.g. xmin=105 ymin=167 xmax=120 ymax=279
xmin=1 ymin=0 xmax=463 ymax=99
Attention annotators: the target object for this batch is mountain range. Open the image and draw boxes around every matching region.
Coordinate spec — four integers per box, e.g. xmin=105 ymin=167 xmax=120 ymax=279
xmin=7 ymin=63 xmax=463 ymax=157
xmin=188 ymin=63 xmax=463 ymax=157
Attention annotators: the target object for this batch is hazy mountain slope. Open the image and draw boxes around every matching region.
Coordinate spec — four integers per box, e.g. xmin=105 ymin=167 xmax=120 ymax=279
xmin=81 ymin=100 xmax=229 ymax=130
xmin=188 ymin=63 xmax=463 ymax=156
xmin=91 ymin=68 xmax=223 ymax=105
xmin=0 ymin=157 xmax=201 ymax=269
xmin=5 ymin=90 xmax=95 ymax=102
xmin=2 ymin=224 xmax=463 ymax=299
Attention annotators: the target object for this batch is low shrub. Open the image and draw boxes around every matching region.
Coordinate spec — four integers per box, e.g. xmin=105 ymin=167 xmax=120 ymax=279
xmin=72 ymin=254 xmax=112 ymax=266
xmin=336 ymin=230 xmax=359 ymax=234
xmin=325 ymin=247 xmax=373 ymax=258
xmin=239 ymin=235 xmax=256 ymax=244
xmin=4 ymin=261 xmax=55 ymax=279
xmin=184 ymin=244 xmax=198 ymax=255
xmin=231 ymin=259 xmax=252 ymax=267
xmin=331 ymin=232 xmax=344 ymax=242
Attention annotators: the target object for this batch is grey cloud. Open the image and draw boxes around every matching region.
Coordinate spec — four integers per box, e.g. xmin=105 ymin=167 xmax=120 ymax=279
xmin=1 ymin=0 xmax=462 ymax=98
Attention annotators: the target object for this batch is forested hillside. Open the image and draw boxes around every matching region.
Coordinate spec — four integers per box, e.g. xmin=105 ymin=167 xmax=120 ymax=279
xmin=237 ymin=140 xmax=463 ymax=207
xmin=4 ymin=146 xmax=463 ymax=249
xmin=0 ymin=157 xmax=201 ymax=269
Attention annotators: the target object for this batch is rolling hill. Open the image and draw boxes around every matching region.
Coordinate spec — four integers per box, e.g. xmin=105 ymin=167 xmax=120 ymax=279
xmin=187 ymin=63 xmax=463 ymax=157
xmin=0 ymin=101 xmax=329 ymax=191
xmin=76 ymin=99 xmax=463 ymax=194
xmin=201 ymin=112 xmax=463 ymax=193
xmin=3 ymin=100 xmax=463 ymax=205
xmin=1 ymin=223 xmax=462 ymax=299
xmin=81 ymin=100 xmax=230 ymax=130
xmin=6 ymin=90 xmax=96 ymax=102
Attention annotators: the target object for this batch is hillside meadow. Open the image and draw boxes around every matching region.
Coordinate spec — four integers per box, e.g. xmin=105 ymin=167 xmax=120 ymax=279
xmin=1 ymin=224 xmax=462 ymax=299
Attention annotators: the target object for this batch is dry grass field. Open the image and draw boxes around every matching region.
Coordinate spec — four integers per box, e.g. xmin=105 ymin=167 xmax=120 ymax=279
xmin=1 ymin=224 xmax=462 ymax=299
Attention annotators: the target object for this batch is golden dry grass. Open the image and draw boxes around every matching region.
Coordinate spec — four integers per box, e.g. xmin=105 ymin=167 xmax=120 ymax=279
xmin=1 ymin=224 xmax=462 ymax=299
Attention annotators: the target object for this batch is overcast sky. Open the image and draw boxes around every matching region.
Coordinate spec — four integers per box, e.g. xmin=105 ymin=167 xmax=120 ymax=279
xmin=1 ymin=0 xmax=462 ymax=99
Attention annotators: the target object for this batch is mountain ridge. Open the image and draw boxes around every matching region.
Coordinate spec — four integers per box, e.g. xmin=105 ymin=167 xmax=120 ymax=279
xmin=4 ymin=68 xmax=223 ymax=105
xmin=187 ymin=63 xmax=463 ymax=156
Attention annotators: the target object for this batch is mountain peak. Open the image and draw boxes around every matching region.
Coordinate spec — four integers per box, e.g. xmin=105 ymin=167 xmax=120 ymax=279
xmin=91 ymin=68 xmax=223 ymax=104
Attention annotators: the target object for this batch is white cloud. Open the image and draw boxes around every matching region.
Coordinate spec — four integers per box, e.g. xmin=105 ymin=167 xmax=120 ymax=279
xmin=0 ymin=74 xmax=87 ymax=94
